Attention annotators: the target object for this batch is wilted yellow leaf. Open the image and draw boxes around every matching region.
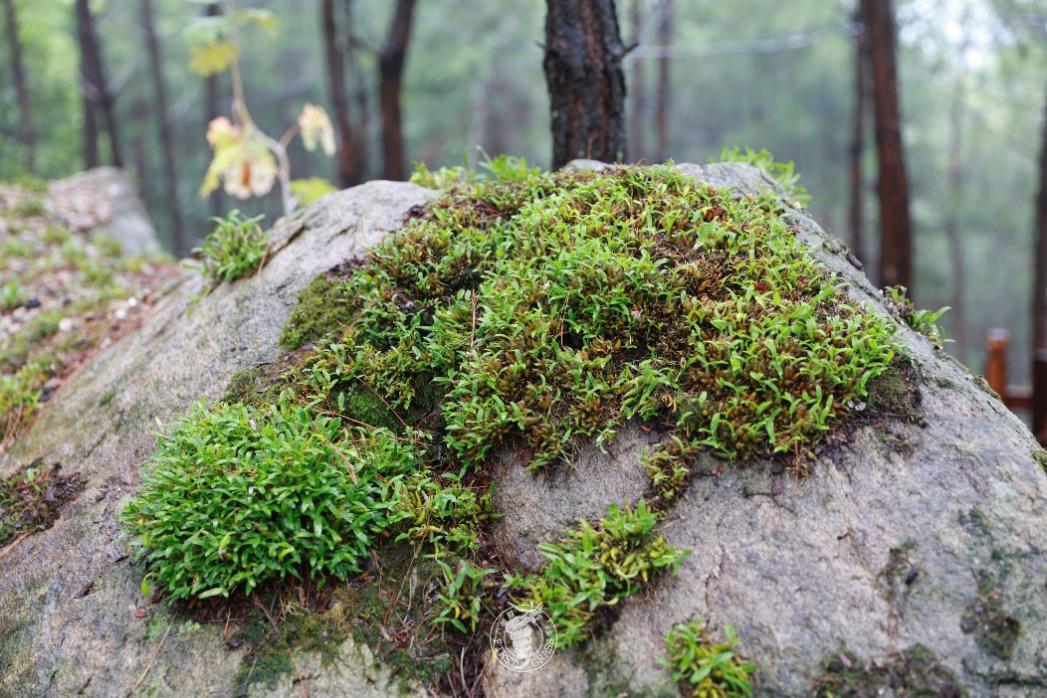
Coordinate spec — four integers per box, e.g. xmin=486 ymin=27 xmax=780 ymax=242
xmin=189 ymin=40 xmax=238 ymax=77
xmin=298 ymin=104 xmax=336 ymax=157
xmin=200 ymin=118 xmax=277 ymax=200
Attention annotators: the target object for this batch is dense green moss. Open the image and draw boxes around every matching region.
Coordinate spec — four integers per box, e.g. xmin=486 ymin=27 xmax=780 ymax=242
xmin=663 ymin=619 xmax=755 ymax=697
xmin=126 ymin=161 xmax=917 ymax=691
xmin=507 ymin=501 xmax=686 ymax=648
xmin=299 ymin=164 xmax=899 ymax=479
xmin=280 ymin=270 xmax=363 ymax=349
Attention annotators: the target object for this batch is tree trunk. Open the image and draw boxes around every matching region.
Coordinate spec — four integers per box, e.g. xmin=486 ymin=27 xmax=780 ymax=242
xmin=654 ymin=0 xmax=671 ymax=162
xmin=74 ymin=0 xmax=123 ymax=168
xmin=132 ymin=97 xmax=151 ymax=211
xmin=141 ymin=0 xmax=185 ymax=256
xmin=847 ymin=7 xmax=868 ymax=265
xmin=75 ymin=0 xmax=99 ymax=169
xmin=1033 ymin=84 xmax=1047 ymax=441
xmin=2 ymin=0 xmax=35 ymax=174
xmin=345 ymin=0 xmax=370 ymax=181
xmin=861 ymin=0 xmax=912 ymax=293
xmin=543 ymin=0 xmax=628 ymax=169
xmin=323 ymin=0 xmax=361 ymax=186
xmin=378 ymin=0 xmax=416 ymax=181
xmin=628 ymin=0 xmax=645 ymax=162
xmin=205 ymin=2 xmax=222 ymax=218
xmin=943 ymin=78 xmax=967 ymax=360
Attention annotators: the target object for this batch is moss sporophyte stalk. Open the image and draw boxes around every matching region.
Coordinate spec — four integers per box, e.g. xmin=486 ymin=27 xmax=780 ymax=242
xmin=122 ymin=160 xmax=908 ymax=690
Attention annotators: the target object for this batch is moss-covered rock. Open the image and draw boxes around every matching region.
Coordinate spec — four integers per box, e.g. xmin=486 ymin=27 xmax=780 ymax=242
xmin=2 ymin=163 xmax=1046 ymax=698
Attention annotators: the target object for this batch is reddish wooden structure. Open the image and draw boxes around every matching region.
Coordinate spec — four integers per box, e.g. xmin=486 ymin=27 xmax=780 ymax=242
xmin=984 ymin=328 xmax=1047 ymax=445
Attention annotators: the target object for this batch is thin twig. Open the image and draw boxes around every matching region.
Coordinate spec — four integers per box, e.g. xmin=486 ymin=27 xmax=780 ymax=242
xmin=382 ymin=542 xmax=422 ymax=628
xmin=360 ymin=381 xmax=409 ymax=429
xmin=470 ymin=289 xmax=477 ymax=351
xmin=129 ymin=625 xmax=170 ymax=695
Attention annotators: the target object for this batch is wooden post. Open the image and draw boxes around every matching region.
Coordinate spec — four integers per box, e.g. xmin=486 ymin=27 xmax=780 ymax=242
xmin=985 ymin=328 xmax=1009 ymax=399
xmin=1034 ymin=348 xmax=1047 ymax=445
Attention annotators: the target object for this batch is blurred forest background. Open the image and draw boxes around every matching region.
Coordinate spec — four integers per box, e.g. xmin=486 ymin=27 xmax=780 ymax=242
xmin=0 ymin=0 xmax=1045 ymax=387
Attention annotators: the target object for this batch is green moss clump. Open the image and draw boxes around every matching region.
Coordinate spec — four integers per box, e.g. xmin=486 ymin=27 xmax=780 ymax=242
xmin=121 ymin=399 xmax=424 ymax=600
xmin=280 ymin=271 xmax=362 ymax=349
xmin=883 ymin=285 xmax=948 ymax=347
xmin=813 ymin=645 xmax=965 ymax=697
xmin=1034 ymin=449 xmax=1047 ymax=474
xmin=191 ymin=210 xmax=268 ymax=284
xmin=297 ymin=165 xmax=899 ymax=478
xmin=864 ymin=361 xmax=921 ymax=423
xmin=507 ymin=501 xmax=687 ymax=648
xmin=0 ymin=311 xmax=61 ymax=372
xmin=663 ymin=619 xmax=755 ymax=697
xmin=14 ymin=197 xmax=46 ymax=218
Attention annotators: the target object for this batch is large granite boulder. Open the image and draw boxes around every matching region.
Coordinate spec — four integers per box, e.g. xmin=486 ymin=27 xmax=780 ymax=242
xmin=1 ymin=164 xmax=1044 ymax=697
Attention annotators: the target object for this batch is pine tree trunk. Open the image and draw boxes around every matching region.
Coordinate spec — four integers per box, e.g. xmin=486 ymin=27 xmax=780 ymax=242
xmin=847 ymin=7 xmax=867 ymax=265
xmin=943 ymin=79 xmax=967 ymax=360
xmin=378 ymin=0 xmax=416 ymax=181
xmin=323 ymin=0 xmax=360 ymax=186
xmin=861 ymin=0 xmax=912 ymax=293
xmin=654 ymin=0 xmax=671 ymax=162
xmin=141 ymin=0 xmax=185 ymax=256
xmin=628 ymin=0 xmax=645 ymax=162
xmin=2 ymin=0 xmax=35 ymax=174
xmin=543 ymin=0 xmax=628 ymax=169
xmin=205 ymin=2 xmax=222 ymax=218
xmin=75 ymin=0 xmax=123 ymax=168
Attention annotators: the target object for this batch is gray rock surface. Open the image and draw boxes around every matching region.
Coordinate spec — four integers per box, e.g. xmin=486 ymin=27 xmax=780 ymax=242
xmin=0 ymin=181 xmax=434 ymax=697
xmin=2 ymin=163 xmax=1045 ymax=697
xmin=49 ymin=167 xmax=161 ymax=255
